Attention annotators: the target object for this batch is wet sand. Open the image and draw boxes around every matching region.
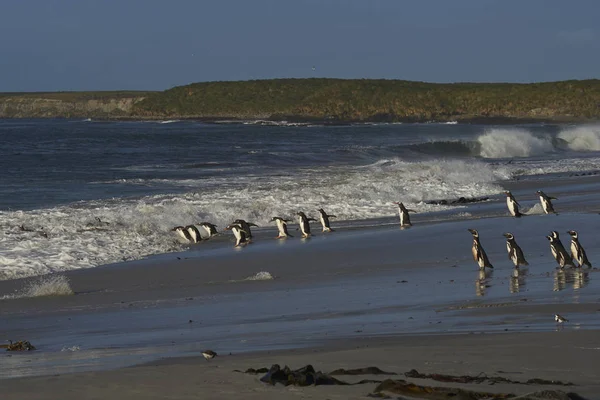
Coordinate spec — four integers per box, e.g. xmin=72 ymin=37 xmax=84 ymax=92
xmin=3 ymin=331 xmax=599 ymax=399
xmin=1 ymin=183 xmax=600 ymax=397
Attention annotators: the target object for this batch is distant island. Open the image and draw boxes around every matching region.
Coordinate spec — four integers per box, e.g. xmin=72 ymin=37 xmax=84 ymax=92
xmin=1 ymin=78 xmax=599 ymax=123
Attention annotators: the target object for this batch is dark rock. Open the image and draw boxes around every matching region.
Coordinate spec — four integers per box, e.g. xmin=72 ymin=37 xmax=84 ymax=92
xmin=425 ymin=196 xmax=489 ymax=206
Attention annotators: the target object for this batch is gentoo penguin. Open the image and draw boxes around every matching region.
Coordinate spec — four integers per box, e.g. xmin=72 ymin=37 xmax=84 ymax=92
xmin=555 ymin=314 xmax=568 ymax=324
xmin=185 ymin=225 xmax=203 ymax=243
xmin=233 ymin=219 xmax=258 ymax=241
xmin=225 ymin=224 xmax=247 ymax=247
xmin=393 ymin=202 xmax=415 ymax=228
xmin=567 ymin=230 xmax=592 ymax=268
xmin=199 ymin=222 xmax=218 ymax=238
xmin=503 ymin=232 xmax=529 ymax=267
xmin=503 ymin=191 xmax=522 ymax=218
xmin=317 ymin=208 xmax=336 ymax=232
xmin=201 ymin=350 xmax=217 ymax=361
xmin=546 ymin=231 xmax=575 ymax=268
xmin=270 ymin=217 xmax=293 ymax=239
xmin=171 ymin=226 xmax=192 ymax=242
xmin=536 ymin=190 xmax=557 ymax=214
xmin=297 ymin=212 xmax=316 ymax=238
xmin=467 ymin=229 xmax=494 ymax=270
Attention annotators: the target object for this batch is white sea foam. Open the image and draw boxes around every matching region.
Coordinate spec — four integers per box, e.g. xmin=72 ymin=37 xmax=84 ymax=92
xmin=558 ymin=125 xmax=600 ymax=151
xmin=245 ymin=271 xmax=275 ymax=281
xmin=477 ymin=129 xmax=554 ymax=158
xmin=0 ymin=157 xmax=512 ymax=281
xmin=1 ymin=275 xmax=74 ymax=299
xmin=61 ymin=346 xmax=81 ymax=352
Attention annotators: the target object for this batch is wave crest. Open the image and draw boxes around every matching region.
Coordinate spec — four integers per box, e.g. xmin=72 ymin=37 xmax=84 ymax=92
xmin=558 ymin=125 xmax=600 ymax=151
xmin=476 ymin=129 xmax=554 ymax=158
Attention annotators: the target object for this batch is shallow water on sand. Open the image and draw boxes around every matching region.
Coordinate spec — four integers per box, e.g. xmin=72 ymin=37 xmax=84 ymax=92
xmin=2 ymin=211 xmax=599 ymax=378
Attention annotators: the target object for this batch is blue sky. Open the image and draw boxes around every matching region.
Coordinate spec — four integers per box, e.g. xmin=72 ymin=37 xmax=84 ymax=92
xmin=1 ymin=0 xmax=598 ymax=91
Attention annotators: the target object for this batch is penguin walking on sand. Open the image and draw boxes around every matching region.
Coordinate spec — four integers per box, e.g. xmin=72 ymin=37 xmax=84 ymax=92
xmin=185 ymin=225 xmax=204 ymax=243
xmin=503 ymin=191 xmax=522 ymax=218
xmin=233 ymin=219 xmax=258 ymax=241
xmin=199 ymin=222 xmax=219 ymax=238
xmin=567 ymin=230 xmax=592 ymax=268
xmin=503 ymin=232 xmax=529 ymax=267
xmin=536 ymin=190 xmax=557 ymax=214
xmin=225 ymin=223 xmax=248 ymax=247
xmin=297 ymin=212 xmax=316 ymax=238
xmin=172 ymin=226 xmax=193 ymax=242
xmin=317 ymin=208 xmax=336 ymax=232
xmin=393 ymin=202 xmax=415 ymax=228
xmin=546 ymin=231 xmax=575 ymax=268
xmin=270 ymin=217 xmax=293 ymax=239
xmin=468 ymin=229 xmax=494 ymax=270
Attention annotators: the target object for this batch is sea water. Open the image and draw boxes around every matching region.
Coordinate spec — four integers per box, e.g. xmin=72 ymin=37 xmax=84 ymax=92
xmin=1 ymin=119 xmax=600 ymax=280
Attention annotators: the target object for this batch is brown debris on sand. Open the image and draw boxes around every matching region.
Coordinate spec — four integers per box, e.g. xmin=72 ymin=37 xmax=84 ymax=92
xmin=372 ymin=379 xmax=584 ymax=400
xmin=1 ymin=340 xmax=36 ymax=351
xmin=405 ymin=369 xmax=575 ymax=387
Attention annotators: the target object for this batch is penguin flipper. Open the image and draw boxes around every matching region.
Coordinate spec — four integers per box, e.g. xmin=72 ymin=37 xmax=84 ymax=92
xmin=248 ymin=223 xmax=259 ymax=227
xmin=329 ymin=215 xmax=337 ymax=218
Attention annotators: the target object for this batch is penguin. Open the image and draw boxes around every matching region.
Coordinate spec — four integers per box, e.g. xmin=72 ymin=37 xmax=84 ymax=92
xmin=199 ymin=222 xmax=219 ymax=238
xmin=536 ymin=190 xmax=557 ymax=214
xmin=503 ymin=232 xmax=529 ymax=267
xmin=297 ymin=212 xmax=316 ymax=238
xmin=270 ymin=217 xmax=293 ymax=239
xmin=546 ymin=231 xmax=575 ymax=268
xmin=467 ymin=229 xmax=494 ymax=270
xmin=567 ymin=230 xmax=592 ymax=268
xmin=393 ymin=202 xmax=415 ymax=228
xmin=233 ymin=219 xmax=258 ymax=240
xmin=171 ymin=226 xmax=192 ymax=242
xmin=317 ymin=208 xmax=336 ymax=232
xmin=503 ymin=191 xmax=522 ymax=218
xmin=225 ymin=223 xmax=247 ymax=247
xmin=201 ymin=350 xmax=217 ymax=361
xmin=185 ymin=225 xmax=203 ymax=243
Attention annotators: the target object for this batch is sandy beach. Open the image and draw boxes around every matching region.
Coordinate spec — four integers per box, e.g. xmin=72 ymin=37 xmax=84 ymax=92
xmin=2 ymin=121 xmax=600 ymax=398
xmin=2 ymin=196 xmax=600 ymax=398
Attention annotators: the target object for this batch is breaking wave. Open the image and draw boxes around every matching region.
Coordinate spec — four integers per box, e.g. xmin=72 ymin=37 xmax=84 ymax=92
xmin=0 ymin=157 xmax=508 ymax=281
xmin=476 ymin=128 xmax=554 ymax=158
xmin=558 ymin=125 xmax=600 ymax=151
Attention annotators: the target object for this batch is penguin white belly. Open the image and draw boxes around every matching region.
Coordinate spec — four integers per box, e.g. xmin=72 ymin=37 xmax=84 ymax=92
xmin=507 ymin=199 xmax=516 ymax=216
xmin=319 ymin=215 xmax=327 ymax=231
xmin=571 ymin=242 xmax=581 ymax=264
xmin=550 ymin=244 xmax=558 ymax=260
xmin=276 ymin=220 xmax=287 ymax=237
xmin=176 ymin=230 xmax=189 ymax=241
xmin=540 ymin=197 xmax=549 ymax=213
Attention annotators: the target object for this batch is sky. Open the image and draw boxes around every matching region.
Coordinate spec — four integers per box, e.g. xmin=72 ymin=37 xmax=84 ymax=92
xmin=1 ymin=0 xmax=599 ymax=92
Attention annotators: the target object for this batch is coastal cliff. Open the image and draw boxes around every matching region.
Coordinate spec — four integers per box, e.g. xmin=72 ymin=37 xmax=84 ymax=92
xmin=0 ymin=92 xmax=148 ymax=119
xmin=1 ymin=79 xmax=600 ymax=122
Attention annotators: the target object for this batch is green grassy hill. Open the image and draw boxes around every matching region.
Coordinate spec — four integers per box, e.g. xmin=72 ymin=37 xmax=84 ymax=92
xmin=2 ymin=79 xmax=600 ymax=122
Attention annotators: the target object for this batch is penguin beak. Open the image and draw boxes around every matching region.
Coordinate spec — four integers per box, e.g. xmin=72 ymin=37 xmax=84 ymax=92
xmin=502 ymin=233 xmax=510 ymax=238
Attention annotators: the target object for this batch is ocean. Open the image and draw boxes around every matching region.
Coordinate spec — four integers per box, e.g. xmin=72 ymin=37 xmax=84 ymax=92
xmin=1 ymin=118 xmax=600 ymax=281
